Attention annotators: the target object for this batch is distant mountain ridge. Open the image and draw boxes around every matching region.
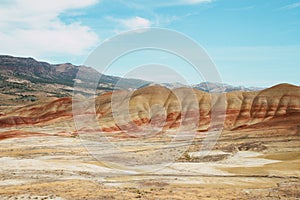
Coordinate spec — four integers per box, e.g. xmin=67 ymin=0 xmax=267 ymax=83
xmin=0 ymin=55 xmax=262 ymax=100
xmin=192 ymin=82 xmax=263 ymax=93
xmin=0 ymin=55 xmax=151 ymax=101
xmin=0 ymin=55 xmax=150 ymax=89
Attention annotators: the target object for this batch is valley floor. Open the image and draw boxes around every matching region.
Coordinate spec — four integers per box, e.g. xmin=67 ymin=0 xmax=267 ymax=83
xmin=0 ymin=127 xmax=299 ymax=199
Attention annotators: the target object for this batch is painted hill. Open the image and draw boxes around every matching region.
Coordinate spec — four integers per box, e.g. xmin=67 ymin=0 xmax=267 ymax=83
xmin=0 ymin=83 xmax=299 ymax=135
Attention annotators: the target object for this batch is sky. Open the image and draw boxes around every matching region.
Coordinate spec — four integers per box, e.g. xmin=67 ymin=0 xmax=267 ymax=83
xmin=0 ymin=0 xmax=299 ymax=87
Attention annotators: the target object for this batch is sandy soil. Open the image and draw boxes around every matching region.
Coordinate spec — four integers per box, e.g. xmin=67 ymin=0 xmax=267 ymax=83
xmin=0 ymin=126 xmax=299 ymax=199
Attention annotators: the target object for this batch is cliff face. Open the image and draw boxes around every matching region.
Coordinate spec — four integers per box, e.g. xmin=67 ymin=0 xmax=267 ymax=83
xmin=0 ymin=84 xmax=299 ymax=133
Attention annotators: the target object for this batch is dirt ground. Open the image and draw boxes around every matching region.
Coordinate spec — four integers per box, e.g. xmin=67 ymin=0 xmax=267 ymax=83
xmin=0 ymin=126 xmax=299 ymax=200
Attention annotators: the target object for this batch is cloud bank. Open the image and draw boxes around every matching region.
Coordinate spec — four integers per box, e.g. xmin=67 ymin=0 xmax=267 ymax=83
xmin=0 ymin=0 xmax=100 ymax=59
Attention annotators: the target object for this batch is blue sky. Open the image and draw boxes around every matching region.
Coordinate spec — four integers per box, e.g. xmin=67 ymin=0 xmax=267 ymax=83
xmin=0 ymin=0 xmax=299 ymax=87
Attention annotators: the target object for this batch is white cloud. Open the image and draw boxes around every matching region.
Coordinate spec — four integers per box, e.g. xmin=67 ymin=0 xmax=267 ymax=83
xmin=180 ymin=0 xmax=212 ymax=5
xmin=109 ymin=0 xmax=212 ymax=32
xmin=119 ymin=0 xmax=212 ymax=9
xmin=114 ymin=16 xmax=152 ymax=30
xmin=0 ymin=0 xmax=100 ymax=59
xmin=281 ymin=1 xmax=300 ymax=10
